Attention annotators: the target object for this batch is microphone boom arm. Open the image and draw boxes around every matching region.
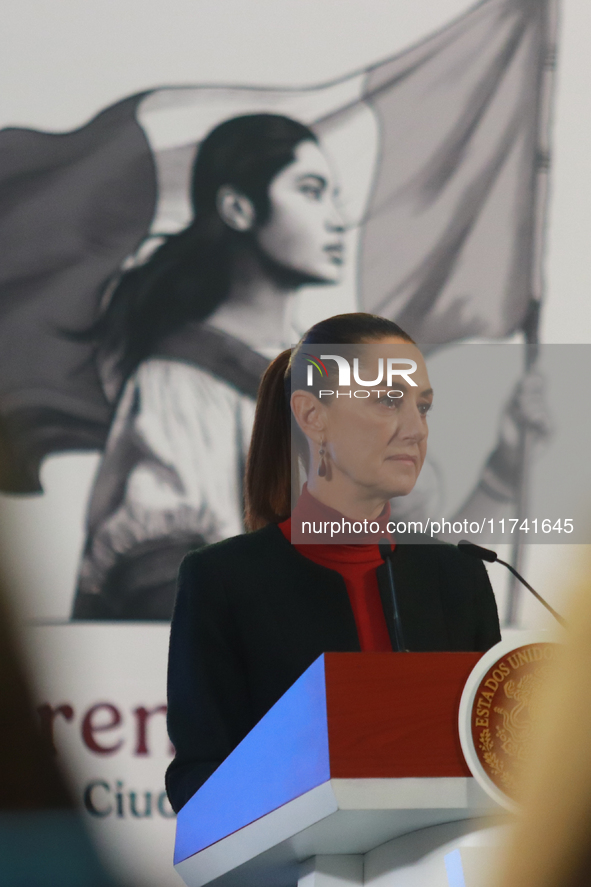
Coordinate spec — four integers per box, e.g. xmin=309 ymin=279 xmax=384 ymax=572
xmin=496 ymin=556 xmax=566 ymax=628
xmin=458 ymin=540 xmax=566 ymax=628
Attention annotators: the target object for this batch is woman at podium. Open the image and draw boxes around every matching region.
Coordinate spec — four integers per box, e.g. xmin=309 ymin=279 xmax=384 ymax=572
xmin=166 ymin=312 xmax=501 ymax=812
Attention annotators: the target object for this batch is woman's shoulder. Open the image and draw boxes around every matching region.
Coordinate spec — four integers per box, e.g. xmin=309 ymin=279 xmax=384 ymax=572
xmin=180 ymin=524 xmax=289 ymax=577
xmin=149 ymin=323 xmax=270 ymax=400
xmin=133 ymin=357 xmax=239 ymax=395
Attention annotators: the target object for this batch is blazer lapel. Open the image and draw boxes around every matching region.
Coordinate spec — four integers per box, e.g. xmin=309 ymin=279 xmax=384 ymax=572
xmin=377 ymin=545 xmax=450 ymax=652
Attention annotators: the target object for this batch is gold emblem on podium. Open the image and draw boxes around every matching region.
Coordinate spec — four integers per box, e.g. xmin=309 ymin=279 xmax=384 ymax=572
xmin=459 ymin=635 xmax=559 ymax=808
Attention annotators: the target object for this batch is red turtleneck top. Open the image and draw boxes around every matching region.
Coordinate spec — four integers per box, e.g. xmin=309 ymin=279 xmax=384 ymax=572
xmin=278 ymin=486 xmax=394 ymax=652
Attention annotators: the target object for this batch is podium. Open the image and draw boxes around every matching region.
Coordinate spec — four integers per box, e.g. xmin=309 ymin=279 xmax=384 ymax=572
xmin=174 ymin=653 xmax=501 ymax=887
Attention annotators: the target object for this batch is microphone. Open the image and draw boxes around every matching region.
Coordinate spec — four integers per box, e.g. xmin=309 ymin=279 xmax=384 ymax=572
xmin=378 ymin=539 xmax=408 ymax=652
xmin=458 ymin=540 xmax=566 ymax=628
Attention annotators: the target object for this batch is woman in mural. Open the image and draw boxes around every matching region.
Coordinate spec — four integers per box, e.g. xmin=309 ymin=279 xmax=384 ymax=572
xmin=72 ymin=113 xmax=345 ymax=621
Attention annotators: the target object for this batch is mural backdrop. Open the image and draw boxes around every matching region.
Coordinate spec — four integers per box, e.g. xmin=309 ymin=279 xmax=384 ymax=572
xmin=1 ymin=0 xmax=586 ymax=884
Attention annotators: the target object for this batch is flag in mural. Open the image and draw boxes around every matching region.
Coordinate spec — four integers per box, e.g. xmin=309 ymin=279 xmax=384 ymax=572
xmin=0 ymin=0 xmax=554 ymax=495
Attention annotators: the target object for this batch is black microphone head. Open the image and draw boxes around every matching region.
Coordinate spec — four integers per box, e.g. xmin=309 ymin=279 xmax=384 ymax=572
xmin=378 ymin=539 xmax=391 ymax=562
xmin=458 ymin=539 xmax=498 ymax=563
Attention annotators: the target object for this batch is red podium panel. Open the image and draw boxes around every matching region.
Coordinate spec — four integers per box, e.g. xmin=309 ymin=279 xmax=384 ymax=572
xmin=325 ymin=652 xmax=479 ymax=778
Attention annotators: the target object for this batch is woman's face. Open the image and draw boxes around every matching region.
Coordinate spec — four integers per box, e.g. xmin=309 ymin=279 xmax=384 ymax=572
xmin=294 ymin=339 xmax=433 ymax=513
xmin=254 ymin=140 xmax=345 ymax=284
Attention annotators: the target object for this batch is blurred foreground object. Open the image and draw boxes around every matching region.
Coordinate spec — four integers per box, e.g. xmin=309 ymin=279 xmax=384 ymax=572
xmin=0 ymin=578 xmax=120 ymax=886
xmin=494 ymin=549 xmax=591 ymax=887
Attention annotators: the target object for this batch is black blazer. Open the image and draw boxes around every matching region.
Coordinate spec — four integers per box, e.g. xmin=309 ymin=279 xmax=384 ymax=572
xmin=165 ymin=524 xmax=501 ymax=812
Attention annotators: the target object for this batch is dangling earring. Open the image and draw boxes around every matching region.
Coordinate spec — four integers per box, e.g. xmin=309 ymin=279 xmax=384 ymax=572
xmin=318 ymin=440 xmax=327 ymax=478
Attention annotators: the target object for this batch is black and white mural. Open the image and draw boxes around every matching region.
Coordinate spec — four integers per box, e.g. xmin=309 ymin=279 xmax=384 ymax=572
xmin=1 ymin=0 xmax=555 ymax=616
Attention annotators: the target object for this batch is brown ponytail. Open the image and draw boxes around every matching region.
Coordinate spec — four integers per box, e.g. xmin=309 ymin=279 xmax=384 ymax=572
xmin=244 ymin=348 xmax=292 ymax=530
